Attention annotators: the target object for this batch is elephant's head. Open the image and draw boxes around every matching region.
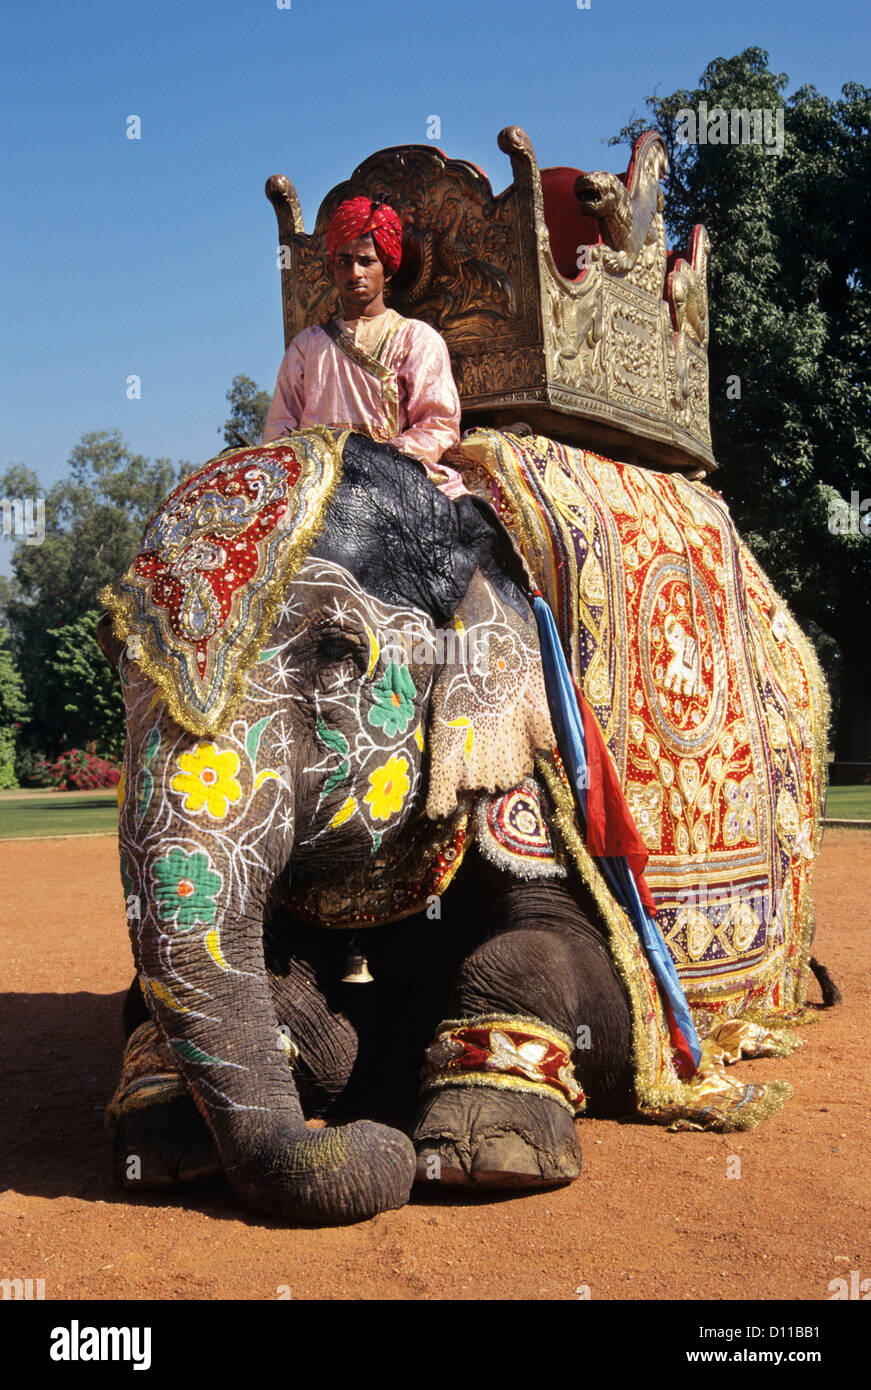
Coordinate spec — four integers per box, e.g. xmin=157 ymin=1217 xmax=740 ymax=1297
xmin=102 ymin=433 xmax=555 ymax=1224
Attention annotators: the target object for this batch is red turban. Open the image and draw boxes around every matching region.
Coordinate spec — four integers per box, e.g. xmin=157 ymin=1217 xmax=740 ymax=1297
xmin=326 ymin=196 xmax=403 ymax=276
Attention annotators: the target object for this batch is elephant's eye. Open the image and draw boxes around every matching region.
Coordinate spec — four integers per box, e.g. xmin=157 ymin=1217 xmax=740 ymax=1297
xmin=315 ymin=630 xmax=363 ymax=667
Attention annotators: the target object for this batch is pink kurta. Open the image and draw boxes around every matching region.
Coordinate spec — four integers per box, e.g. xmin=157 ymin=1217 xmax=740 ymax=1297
xmin=262 ymin=309 xmax=468 ymax=497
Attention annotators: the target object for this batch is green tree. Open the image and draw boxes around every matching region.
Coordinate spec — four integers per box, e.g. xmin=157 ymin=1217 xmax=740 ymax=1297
xmin=1 ymin=431 xmax=183 ymax=761
xmin=612 ymin=50 xmax=871 ymax=758
xmin=44 ymin=609 xmax=125 ymax=759
xmin=222 ymin=374 xmax=271 ymax=448
xmin=0 ymin=628 xmax=29 ymax=788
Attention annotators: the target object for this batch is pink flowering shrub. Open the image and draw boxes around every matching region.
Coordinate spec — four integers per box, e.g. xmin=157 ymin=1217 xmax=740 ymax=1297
xmin=36 ymin=742 xmax=121 ymax=791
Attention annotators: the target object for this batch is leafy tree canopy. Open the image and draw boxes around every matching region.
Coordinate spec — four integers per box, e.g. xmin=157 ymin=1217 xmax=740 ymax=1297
xmin=1 ymin=431 xmax=179 ymax=632
xmin=44 ymin=608 xmax=125 ymax=760
xmin=1 ymin=430 xmax=184 ymax=760
xmin=0 ymin=629 xmax=29 ymax=788
xmin=222 ymin=374 xmax=271 ymax=448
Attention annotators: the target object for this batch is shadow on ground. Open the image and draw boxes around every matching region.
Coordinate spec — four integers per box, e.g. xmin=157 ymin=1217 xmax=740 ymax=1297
xmin=0 ymin=988 xmax=545 ymax=1229
xmin=0 ymin=989 xmax=232 ymax=1218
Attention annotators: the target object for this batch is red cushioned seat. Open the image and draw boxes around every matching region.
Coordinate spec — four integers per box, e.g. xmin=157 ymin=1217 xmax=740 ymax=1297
xmin=540 ymin=167 xmax=603 ymax=281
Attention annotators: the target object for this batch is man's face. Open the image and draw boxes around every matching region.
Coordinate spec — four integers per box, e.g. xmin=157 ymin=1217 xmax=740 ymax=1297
xmin=331 ymin=234 xmax=388 ymax=317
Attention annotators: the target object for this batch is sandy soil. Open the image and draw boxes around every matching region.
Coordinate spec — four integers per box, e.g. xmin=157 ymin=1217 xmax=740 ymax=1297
xmin=1 ymin=830 xmax=868 ymax=1302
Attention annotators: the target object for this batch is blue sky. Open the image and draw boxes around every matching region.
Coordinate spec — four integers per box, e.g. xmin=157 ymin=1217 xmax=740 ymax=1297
xmin=1 ymin=0 xmax=867 ymax=544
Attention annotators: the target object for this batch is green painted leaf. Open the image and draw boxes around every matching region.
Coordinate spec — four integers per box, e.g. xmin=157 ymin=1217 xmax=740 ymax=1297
xmin=171 ymin=1038 xmax=237 ymax=1068
xmin=317 ymin=717 xmax=349 ymax=756
xmin=258 ymin=646 xmax=282 ymax=664
xmin=245 ymin=716 xmax=271 ymax=763
xmin=323 ymin=759 xmax=350 ymax=797
xmin=139 ymin=768 xmax=154 ymax=818
xmin=143 ymin=728 xmax=160 ymax=766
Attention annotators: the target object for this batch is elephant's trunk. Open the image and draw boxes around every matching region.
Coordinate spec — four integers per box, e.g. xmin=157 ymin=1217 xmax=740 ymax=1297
xmin=137 ymin=886 xmax=416 ymax=1223
xmin=219 ymin=1115 xmax=416 ymax=1225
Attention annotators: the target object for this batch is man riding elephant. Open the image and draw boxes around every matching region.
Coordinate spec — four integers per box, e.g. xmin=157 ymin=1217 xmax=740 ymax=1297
xmin=263 ymin=195 xmax=468 ymax=499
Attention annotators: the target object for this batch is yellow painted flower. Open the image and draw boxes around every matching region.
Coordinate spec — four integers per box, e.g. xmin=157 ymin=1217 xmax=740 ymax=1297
xmin=363 ymin=754 xmax=410 ymax=822
xmin=171 ymin=742 xmax=242 ymax=818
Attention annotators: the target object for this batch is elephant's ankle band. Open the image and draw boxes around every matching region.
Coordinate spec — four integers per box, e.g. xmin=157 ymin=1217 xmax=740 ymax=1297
xmin=420 ymin=1013 xmax=586 ymax=1116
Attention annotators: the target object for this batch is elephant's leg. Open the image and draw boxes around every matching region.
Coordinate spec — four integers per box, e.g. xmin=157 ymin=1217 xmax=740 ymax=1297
xmin=114 ymin=692 xmax=415 ymax=1224
xmin=112 ymin=957 xmax=361 ymax=1190
xmin=267 ymin=955 xmax=359 ymax=1115
xmin=413 ymin=872 xmax=634 ymax=1188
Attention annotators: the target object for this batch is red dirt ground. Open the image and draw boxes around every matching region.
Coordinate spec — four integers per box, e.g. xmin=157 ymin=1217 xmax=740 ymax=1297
xmin=1 ymin=830 xmax=868 ymax=1302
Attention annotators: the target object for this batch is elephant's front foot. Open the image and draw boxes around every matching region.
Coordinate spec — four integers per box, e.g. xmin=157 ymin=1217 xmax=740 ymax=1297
xmin=412 ymin=1087 xmax=582 ymax=1189
xmin=113 ymin=1096 xmax=221 ymax=1189
xmin=107 ymin=1021 xmax=222 ymax=1190
xmin=224 ymin=1119 xmax=416 ymax=1224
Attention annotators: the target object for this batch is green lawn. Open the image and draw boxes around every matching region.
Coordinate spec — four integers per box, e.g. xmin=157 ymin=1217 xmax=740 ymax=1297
xmin=0 ymin=782 xmax=867 ymax=841
xmin=825 ymin=784 xmax=871 ymax=822
xmin=0 ymin=789 xmax=118 ymax=839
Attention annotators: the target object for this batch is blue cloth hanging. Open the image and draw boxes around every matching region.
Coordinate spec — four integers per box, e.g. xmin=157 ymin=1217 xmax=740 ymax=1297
xmin=532 ymin=594 xmax=701 ymax=1069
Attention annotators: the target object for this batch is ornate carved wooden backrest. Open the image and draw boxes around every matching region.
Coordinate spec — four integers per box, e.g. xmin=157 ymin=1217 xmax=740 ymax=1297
xmin=266 ymin=127 xmax=713 ymax=475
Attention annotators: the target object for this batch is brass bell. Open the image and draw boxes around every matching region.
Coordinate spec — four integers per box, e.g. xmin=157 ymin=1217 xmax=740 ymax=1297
xmin=341 ymin=933 xmax=374 ymax=985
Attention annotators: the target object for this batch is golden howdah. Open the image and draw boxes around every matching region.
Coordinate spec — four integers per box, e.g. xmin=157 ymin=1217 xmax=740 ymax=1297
xmin=267 ymin=127 xmax=714 ymax=476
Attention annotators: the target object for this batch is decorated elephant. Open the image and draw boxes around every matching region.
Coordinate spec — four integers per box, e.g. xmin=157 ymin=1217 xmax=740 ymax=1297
xmin=99 ymin=424 xmax=828 ymax=1227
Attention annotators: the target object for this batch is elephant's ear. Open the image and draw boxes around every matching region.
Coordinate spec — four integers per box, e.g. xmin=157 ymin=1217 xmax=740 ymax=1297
xmin=425 ymin=570 xmax=555 ymax=818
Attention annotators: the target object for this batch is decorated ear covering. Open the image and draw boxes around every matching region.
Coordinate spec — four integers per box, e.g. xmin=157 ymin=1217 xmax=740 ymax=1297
xmin=425 ymin=569 xmax=555 ymax=818
xmin=99 ymin=431 xmax=344 ymax=736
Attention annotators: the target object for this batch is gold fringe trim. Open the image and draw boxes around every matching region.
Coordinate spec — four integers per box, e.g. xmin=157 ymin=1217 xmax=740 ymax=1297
xmin=672 ymin=954 xmax=793 ymax=1004
xmin=99 ymin=429 xmax=346 ymax=737
xmin=663 ymin=1079 xmax=793 ymax=1133
xmin=422 ymin=1069 xmax=579 ymax=1116
xmin=536 ymin=751 xmax=795 ymax=1131
xmin=738 ymin=1005 xmax=819 ymax=1041
xmin=786 ymin=604 xmax=830 ymax=1016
